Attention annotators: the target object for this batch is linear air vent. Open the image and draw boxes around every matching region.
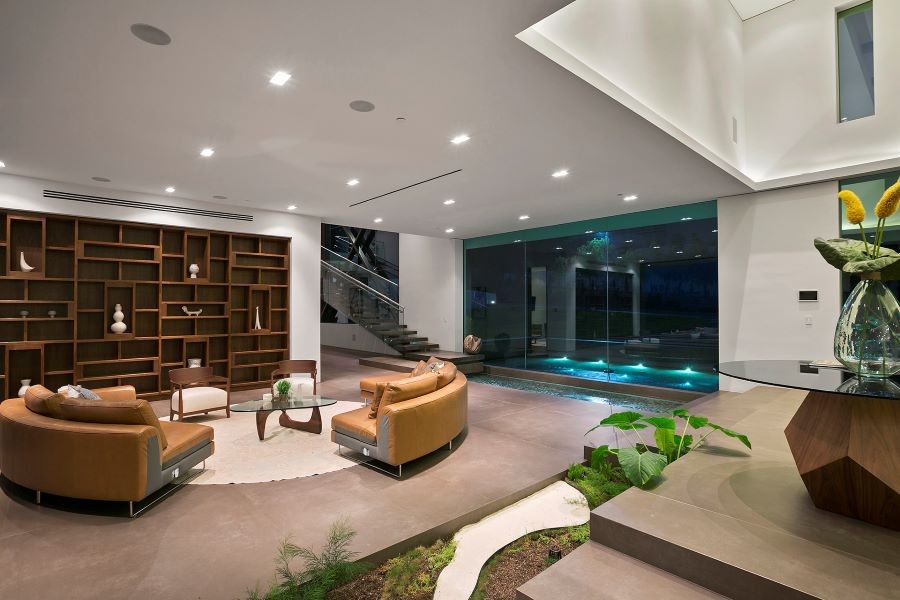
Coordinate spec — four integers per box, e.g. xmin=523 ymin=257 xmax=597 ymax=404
xmin=349 ymin=169 xmax=462 ymax=207
xmin=43 ymin=189 xmax=254 ymax=221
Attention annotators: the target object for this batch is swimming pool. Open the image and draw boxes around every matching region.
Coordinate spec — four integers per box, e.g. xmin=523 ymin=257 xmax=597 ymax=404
xmin=484 ymin=356 xmax=719 ymax=393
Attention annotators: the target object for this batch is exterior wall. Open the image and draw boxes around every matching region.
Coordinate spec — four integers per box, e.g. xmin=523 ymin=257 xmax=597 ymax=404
xmin=717 ymin=181 xmax=841 ymax=391
xmin=0 ymin=172 xmax=322 ymax=375
xmin=399 ymin=233 xmax=464 ymax=352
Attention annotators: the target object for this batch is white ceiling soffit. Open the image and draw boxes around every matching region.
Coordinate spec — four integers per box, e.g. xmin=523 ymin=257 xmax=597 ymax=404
xmin=729 ymin=0 xmax=796 ymax=21
xmin=0 ymin=0 xmax=751 ymax=239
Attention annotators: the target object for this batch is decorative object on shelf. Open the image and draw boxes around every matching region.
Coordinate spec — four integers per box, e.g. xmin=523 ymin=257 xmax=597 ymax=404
xmin=18 ymin=251 xmax=35 ymax=272
xmin=816 ymin=180 xmax=900 ymax=377
xmin=274 ymin=378 xmax=292 ymax=401
xmin=254 ymin=306 xmax=262 ymax=330
xmin=17 ymin=379 xmax=31 ymax=397
xmin=463 ymin=334 xmax=482 ymax=355
xmin=110 ymin=303 xmax=128 ymax=334
xmin=188 ymin=263 xmax=200 ymax=279
xmin=19 ymin=310 xmax=29 ymax=319
xmin=181 ymin=306 xmax=203 ymax=317
xmin=187 ymin=358 xmax=202 ymax=368
xmin=47 ymin=310 xmax=56 ymax=318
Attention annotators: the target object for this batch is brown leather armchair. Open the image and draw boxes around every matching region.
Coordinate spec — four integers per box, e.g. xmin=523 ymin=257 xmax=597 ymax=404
xmin=0 ymin=385 xmax=214 ymax=515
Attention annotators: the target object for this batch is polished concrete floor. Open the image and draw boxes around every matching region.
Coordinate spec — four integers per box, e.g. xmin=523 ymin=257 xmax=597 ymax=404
xmin=0 ymin=349 xmax=631 ymax=599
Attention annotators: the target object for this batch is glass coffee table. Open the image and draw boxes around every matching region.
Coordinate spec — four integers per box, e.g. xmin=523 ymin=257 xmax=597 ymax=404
xmin=231 ymin=395 xmax=337 ymax=441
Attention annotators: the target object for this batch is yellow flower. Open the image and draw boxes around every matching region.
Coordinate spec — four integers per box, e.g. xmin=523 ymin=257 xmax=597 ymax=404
xmin=838 ymin=190 xmax=866 ymax=225
xmin=874 ymin=178 xmax=900 ymax=219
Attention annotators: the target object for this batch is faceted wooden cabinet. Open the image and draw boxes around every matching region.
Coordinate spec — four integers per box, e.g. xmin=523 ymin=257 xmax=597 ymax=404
xmin=0 ymin=209 xmax=290 ymax=400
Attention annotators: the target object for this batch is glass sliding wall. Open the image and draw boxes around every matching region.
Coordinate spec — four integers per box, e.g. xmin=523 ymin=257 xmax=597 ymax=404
xmin=464 ymin=202 xmax=719 ymax=393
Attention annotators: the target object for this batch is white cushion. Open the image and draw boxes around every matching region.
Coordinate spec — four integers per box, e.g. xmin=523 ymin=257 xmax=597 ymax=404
xmin=172 ymin=386 xmax=228 ymax=414
xmin=272 ymin=376 xmax=314 ymax=397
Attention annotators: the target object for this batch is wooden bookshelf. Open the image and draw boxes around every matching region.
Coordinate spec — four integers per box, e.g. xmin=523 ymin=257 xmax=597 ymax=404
xmin=0 ymin=210 xmax=290 ymax=400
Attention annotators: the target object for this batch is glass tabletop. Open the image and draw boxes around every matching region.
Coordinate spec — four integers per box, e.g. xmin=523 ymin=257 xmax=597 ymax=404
xmin=230 ymin=395 xmax=338 ymax=413
xmin=718 ymin=360 xmax=900 ymax=400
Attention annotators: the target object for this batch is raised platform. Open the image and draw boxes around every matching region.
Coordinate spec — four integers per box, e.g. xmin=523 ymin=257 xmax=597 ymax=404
xmin=359 ymin=350 xmax=485 ymax=374
xmin=521 ymin=386 xmax=900 ymax=600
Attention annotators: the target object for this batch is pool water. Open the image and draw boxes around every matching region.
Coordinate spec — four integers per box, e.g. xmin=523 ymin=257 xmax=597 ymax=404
xmin=468 ymin=373 xmax=682 ymax=414
xmin=486 ymin=357 xmax=719 ymax=393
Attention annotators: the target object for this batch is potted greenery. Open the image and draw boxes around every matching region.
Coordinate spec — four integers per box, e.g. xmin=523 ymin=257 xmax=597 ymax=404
xmin=274 ymin=378 xmax=292 ymax=401
xmin=815 ymin=180 xmax=900 ymax=377
xmin=586 ymin=409 xmax=751 ymax=487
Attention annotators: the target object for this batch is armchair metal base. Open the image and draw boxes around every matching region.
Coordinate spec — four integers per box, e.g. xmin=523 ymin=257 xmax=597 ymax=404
xmin=337 ymin=445 xmax=403 ymax=478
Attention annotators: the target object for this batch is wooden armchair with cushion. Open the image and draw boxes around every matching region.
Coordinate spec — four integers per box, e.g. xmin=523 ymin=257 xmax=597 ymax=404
xmin=270 ymin=359 xmax=317 ymax=397
xmin=169 ymin=367 xmax=230 ymax=421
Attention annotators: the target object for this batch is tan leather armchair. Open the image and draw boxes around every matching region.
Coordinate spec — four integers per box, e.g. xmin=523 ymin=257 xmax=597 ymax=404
xmin=0 ymin=385 xmax=214 ymax=515
xmin=332 ymin=370 xmax=467 ymax=475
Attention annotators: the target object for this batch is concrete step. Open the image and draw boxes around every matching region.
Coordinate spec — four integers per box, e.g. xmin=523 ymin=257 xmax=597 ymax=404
xmin=358 ymin=356 xmax=420 ymax=373
xmin=392 ymin=342 xmax=440 ymax=352
xmin=383 ymin=335 xmax=426 ymax=342
xmin=517 ymin=541 xmax=724 ymax=600
xmin=403 ymin=350 xmax=484 ymax=364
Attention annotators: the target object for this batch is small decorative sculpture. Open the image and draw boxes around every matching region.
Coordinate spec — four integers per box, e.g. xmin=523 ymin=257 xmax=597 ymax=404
xmin=110 ymin=303 xmax=127 ymax=334
xmin=19 ymin=252 xmax=35 ymax=272
xmin=188 ymin=263 xmax=200 ymax=279
xmin=181 ymin=306 xmax=203 ymax=317
xmin=20 ymin=310 xmax=29 ymax=319
xmin=187 ymin=358 xmax=202 ymax=368
xmin=47 ymin=310 xmax=56 ymax=318
xmin=464 ymin=334 xmax=482 ymax=355
xmin=18 ymin=379 xmax=31 ymax=397
xmin=254 ymin=306 xmax=262 ymax=330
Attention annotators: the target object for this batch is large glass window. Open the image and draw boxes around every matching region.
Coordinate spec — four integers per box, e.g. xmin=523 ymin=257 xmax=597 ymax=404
xmin=837 ymin=1 xmax=874 ymax=122
xmin=464 ymin=203 xmax=719 ymax=393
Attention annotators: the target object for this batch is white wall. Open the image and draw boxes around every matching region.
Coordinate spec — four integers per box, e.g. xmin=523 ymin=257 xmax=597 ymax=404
xmin=519 ymin=0 xmax=749 ymax=184
xmin=320 ymin=323 xmax=399 ymax=355
xmin=718 ymin=181 xmax=841 ymax=391
xmin=0 ymin=172 xmax=322 ymax=374
xmin=399 ymin=234 xmax=464 ymax=352
xmin=743 ymin=0 xmax=900 ymax=185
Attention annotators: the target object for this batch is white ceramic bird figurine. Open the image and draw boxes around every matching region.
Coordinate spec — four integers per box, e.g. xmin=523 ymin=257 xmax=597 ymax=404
xmin=182 ymin=306 xmax=202 ymax=317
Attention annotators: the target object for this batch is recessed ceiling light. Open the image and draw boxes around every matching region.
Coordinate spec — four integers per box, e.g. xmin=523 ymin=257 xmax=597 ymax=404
xmin=639 ymin=259 xmax=645 ymax=263
xmin=269 ymin=71 xmax=291 ymax=86
xmin=694 ymin=254 xmax=702 ymax=258
xmin=676 ymin=250 xmax=684 ymax=254
xmin=552 ymin=169 xmax=569 ymax=178
xmin=623 ymin=194 xmax=638 ymax=201
xmin=518 ymin=215 xmax=529 ymax=220
xmin=617 ymin=256 xmax=623 ymax=259
xmin=680 ymin=217 xmax=693 ymax=221
xmin=712 ymin=229 xmax=718 ymax=233
xmin=625 ymin=239 xmax=633 ymax=243
xmin=0 ymin=160 xmax=5 ymax=168
xmin=443 ymin=199 xmax=456 ymax=205
xmin=165 ymin=186 xmax=175 ymax=193
xmin=652 ymin=245 xmax=661 ymax=249
xmin=287 ymin=205 xmax=297 ymax=211
xmin=130 ymin=23 xmax=171 ymax=46
xmin=200 ymin=147 xmax=215 ymax=157
xmin=349 ymin=100 xmax=375 ymax=112
xmin=213 ymin=195 xmax=228 ymax=200
xmin=91 ymin=176 xmax=111 ymax=182
xmin=373 ymin=217 xmax=383 ymax=223
xmin=555 ymin=247 xmax=563 ymax=250
xmin=346 ymin=178 xmax=360 ymax=186
xmin=451 ymin=134 xmax=471 ymax=145
xmin=445 ymin=228 xmax=455 ymax=234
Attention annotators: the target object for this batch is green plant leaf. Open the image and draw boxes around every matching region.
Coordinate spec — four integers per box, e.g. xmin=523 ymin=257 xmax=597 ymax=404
xmin=709 ymin=424 xmax=752 ymax=450
xmin=599 ymin=411 xmax=643 ymax=426
xmin=674 ymin=434 xmax=693 ymax=450
xmin=653 ymin=427 xmax=677 ymax=461
xmin=618 ymin=447 xmax=667 ymax=487
xmin=672 ymin=408 xmax=689 ymax=418
xmin=687 ymin=415 xmax=708 ymax=429
xmin=642 ymin=416 xmax=675 ymax=430
xmin=590 ymin=445 xmax=611 ymax=471
xmin=814 ymin=237 xmax=870 ymax=269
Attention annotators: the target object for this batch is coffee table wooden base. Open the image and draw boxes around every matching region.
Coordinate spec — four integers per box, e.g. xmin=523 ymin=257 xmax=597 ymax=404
xmin=255 ymin=406 xmax=323 ymax=441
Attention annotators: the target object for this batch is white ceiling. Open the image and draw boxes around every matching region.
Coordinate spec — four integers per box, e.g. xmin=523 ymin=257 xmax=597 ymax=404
xmin=728 ymin=0 xmax=795 ymax=20
xmin=0 ymin=1 xmax=749 ymax=239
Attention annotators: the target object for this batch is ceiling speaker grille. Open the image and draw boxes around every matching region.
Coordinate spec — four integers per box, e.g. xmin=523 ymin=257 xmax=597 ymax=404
xmin=43 ymin=190 xmax=253 ymax=221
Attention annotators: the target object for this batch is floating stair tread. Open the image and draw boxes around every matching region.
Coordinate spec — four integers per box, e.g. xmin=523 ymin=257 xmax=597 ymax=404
xmin=404 ymin=350 xmax=484 ymax=364
xmin=517 ymin=541 xmax=724 ymax=600
xmin=358 ymin=356 xmax=418 ymax=373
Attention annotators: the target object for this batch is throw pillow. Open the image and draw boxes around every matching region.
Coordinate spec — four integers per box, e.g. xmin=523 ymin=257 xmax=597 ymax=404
xmin=378 ymin=373 xmax=439 ymax=416
xmin=58 ymin=385 xmax=101 ymax=401
xmin=435 ymin=361 xmax=458 ymax=389
xmin=410 ymin=360 xmax=429 ymax=377
xmin=60 ymin=397 xmax=168 ymax=449
xmin=24 ymin=385 xmax=65 ymax=419
xmin=368 ymin=381 xmax=391 ymax=419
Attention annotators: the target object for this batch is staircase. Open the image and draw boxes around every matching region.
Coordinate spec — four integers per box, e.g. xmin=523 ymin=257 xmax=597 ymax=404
xmin=321 ymin=249 xmax=483 ymax=372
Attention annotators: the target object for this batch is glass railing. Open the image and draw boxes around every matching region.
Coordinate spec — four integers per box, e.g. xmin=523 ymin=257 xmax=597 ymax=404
xmin=321 ymin=261 xmax=404 ymax=331
xmin=321 ymin=247 xmax=399 ymax=302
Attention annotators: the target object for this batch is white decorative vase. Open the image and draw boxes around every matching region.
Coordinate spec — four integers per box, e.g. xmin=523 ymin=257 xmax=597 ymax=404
xmin=19 ymin=251 xmax=35 ymax=272
xmin=254 ymin=306 xmax=262 ymax=330
xmin=110 ymin=303 xmax=127 ymax=334
xmin=189 ymin=263 xmax=200 ymax=279
xmin=18 ymin=379 xmax=31 ymax=397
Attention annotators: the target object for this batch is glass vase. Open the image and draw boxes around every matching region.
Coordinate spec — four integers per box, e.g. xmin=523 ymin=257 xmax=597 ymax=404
xmin=833 ymin=274 xmax=900 ymax=378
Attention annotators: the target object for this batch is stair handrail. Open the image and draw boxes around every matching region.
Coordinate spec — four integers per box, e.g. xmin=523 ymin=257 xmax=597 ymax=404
xmin=321 ymin=260 xmax=404 ymax=312
xmin=321 ymin=246 xmax=399 ymax=289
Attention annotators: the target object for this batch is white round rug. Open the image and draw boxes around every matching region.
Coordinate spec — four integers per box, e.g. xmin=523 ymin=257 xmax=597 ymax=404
xmin=162 ymin=401 xmax=360 ymax=485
